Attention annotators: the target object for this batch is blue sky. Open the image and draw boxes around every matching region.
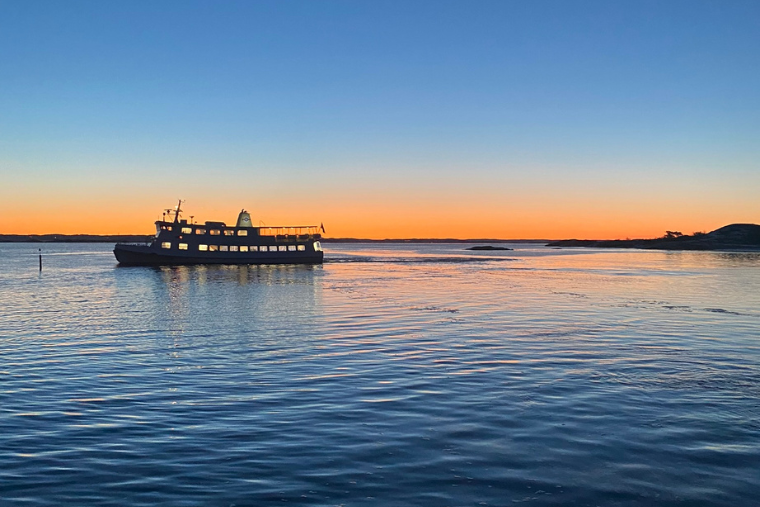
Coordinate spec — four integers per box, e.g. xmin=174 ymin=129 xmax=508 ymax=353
xmin=1 ymin=0 xmax=758 ymax=236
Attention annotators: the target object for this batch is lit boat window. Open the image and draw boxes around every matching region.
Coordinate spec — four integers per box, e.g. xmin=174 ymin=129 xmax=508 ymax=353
xmin=240 ymin=246 xmax=249 ymax=252
xmin=230 ymin=245 xmax=239 ymax=252
xmin=210 ymin=230 xmax=220 ymax=236
xmin=209 ymin=245 xmax=219 ymax=251
xmin=250 ymin=246 xmax=258 ymax=252
xmin=198 ymin=244 xmax=208 ymax=251
xmin=181 ymin=227 xmax=192 ymax=234
xmin=195 ymin=228 xmax=206 ymax=234
xmin=297 ymin=245 xmax=305 ymax=251
xmin=237 ymin=230 xmax=248 ymax=236
xmin=313 ymin=241 xmax=322 ymax=252
xmin=220 ymin=245 xmax=229 ymax=251
xmin=288 ymin=245 xmax=296 ymax=251
xmin=179 ymin=243 xmax=188 ymax=250
xmin=224 ymin=230 xmax=234 ymax=236
xmin=279 ymin=245 xmax=287 ymax=252
xmin=161 ymin=242 xmax=172 ymax=249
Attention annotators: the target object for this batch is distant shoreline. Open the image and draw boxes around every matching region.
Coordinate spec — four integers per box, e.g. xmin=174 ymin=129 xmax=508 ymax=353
xmin=322 ymin=238 xmax=548 ymax=244
xmin=3 ymin=224 xmax=758 ymax=251
xmin=0 ymin=234 xmax=153 ymax=243
xmin=0 ymin=234 xmax=548 ymax=244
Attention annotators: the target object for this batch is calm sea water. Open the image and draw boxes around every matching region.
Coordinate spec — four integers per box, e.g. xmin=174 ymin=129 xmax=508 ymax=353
xmin=1 ymin=242 xmax=759 ymax=506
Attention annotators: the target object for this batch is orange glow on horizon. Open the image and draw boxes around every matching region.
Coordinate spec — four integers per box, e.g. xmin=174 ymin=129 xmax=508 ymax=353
xmin=0 ymin=195 xmax=752 ymax=241
xmin=1 ymin=169 xmax=755 ymax=240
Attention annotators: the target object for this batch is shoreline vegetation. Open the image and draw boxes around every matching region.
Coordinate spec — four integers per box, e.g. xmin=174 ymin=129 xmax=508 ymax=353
xmin=1 ymin=224 xmax=758 ymax=250
xmin=547 ymin=224 xmax=760 ymax=251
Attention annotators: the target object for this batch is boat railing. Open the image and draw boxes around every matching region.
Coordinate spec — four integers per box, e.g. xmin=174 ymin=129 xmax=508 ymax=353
xmin=260 ymin=226 xmax=321 ymax=237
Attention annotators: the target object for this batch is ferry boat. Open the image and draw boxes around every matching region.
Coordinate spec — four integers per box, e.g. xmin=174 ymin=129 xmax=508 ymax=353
xmin=114 ymin=201 xmax=324 ymax=265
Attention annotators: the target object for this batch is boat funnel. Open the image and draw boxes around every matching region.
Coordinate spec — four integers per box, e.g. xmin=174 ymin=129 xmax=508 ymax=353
xmin=236 ymin=209 xmax=253 ymax=228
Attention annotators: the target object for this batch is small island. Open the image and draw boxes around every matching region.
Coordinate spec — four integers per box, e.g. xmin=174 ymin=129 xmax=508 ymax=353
xmin=465 ymin=245 xmax=513 ymax=251
xmin=547 ymin=224 xmax=760 ymax=251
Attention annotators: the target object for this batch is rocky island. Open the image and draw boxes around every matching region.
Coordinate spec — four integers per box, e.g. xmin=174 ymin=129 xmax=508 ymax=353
xmin=465 ymin=245 xmax=513 ymax=251
xmin=547 ymin=224 xmax=760 ymax=251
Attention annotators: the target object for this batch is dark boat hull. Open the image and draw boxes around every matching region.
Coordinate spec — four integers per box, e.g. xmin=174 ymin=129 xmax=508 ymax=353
xmin=114 ymin=244 xmax=323 ymax=266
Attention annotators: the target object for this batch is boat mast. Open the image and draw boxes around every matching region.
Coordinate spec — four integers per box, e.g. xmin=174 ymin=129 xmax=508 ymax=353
xmin=174 ymin=199 xmax=183 ymax=224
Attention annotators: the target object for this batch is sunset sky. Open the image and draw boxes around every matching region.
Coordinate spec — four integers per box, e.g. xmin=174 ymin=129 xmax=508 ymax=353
xmin=1 ymin=0 xmax=758 ymax=239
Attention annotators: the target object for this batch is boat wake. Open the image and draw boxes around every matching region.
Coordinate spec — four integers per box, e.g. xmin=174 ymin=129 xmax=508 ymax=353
xmin=325 ymin=256 xmax=517 ymax=264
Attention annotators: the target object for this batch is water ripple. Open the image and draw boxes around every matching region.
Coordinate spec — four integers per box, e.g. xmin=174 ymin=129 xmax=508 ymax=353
xmin=0 ymin=243 xmax=759 ymax=505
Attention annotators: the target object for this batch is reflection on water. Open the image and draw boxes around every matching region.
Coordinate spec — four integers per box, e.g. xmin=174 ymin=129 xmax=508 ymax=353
xmin=0 ymin=243 xmax=759 ymax=506
xmin=703 ymin=251 xmax=760 ymax=265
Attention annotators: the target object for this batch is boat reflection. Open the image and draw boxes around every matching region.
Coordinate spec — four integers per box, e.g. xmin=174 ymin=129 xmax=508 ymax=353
xmin=113 ymin=263 xmax=322 ymax=356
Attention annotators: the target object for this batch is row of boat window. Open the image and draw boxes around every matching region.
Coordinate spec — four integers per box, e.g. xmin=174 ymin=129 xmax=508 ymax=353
xmin=161 ymin=242 xmax=311 ymax=252
xmin=161 ymin=225 xmax=320 ymax=236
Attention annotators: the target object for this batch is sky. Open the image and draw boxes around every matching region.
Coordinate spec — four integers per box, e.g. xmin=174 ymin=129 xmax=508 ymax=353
xmin=1 ymin=0 xmax=758 ymax=239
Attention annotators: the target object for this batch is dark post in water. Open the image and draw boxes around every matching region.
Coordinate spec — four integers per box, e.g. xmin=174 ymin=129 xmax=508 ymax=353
xmin=39 ymin=249 xmax=42 ymax=272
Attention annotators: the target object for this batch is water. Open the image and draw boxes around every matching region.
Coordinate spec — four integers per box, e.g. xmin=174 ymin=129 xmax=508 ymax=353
xmin=1 ymin=243 xmax=759 ymax=506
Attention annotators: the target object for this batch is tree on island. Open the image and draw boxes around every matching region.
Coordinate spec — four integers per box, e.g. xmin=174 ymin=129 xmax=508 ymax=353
xmin=664 ymin=231 xmax=683 ymax=239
